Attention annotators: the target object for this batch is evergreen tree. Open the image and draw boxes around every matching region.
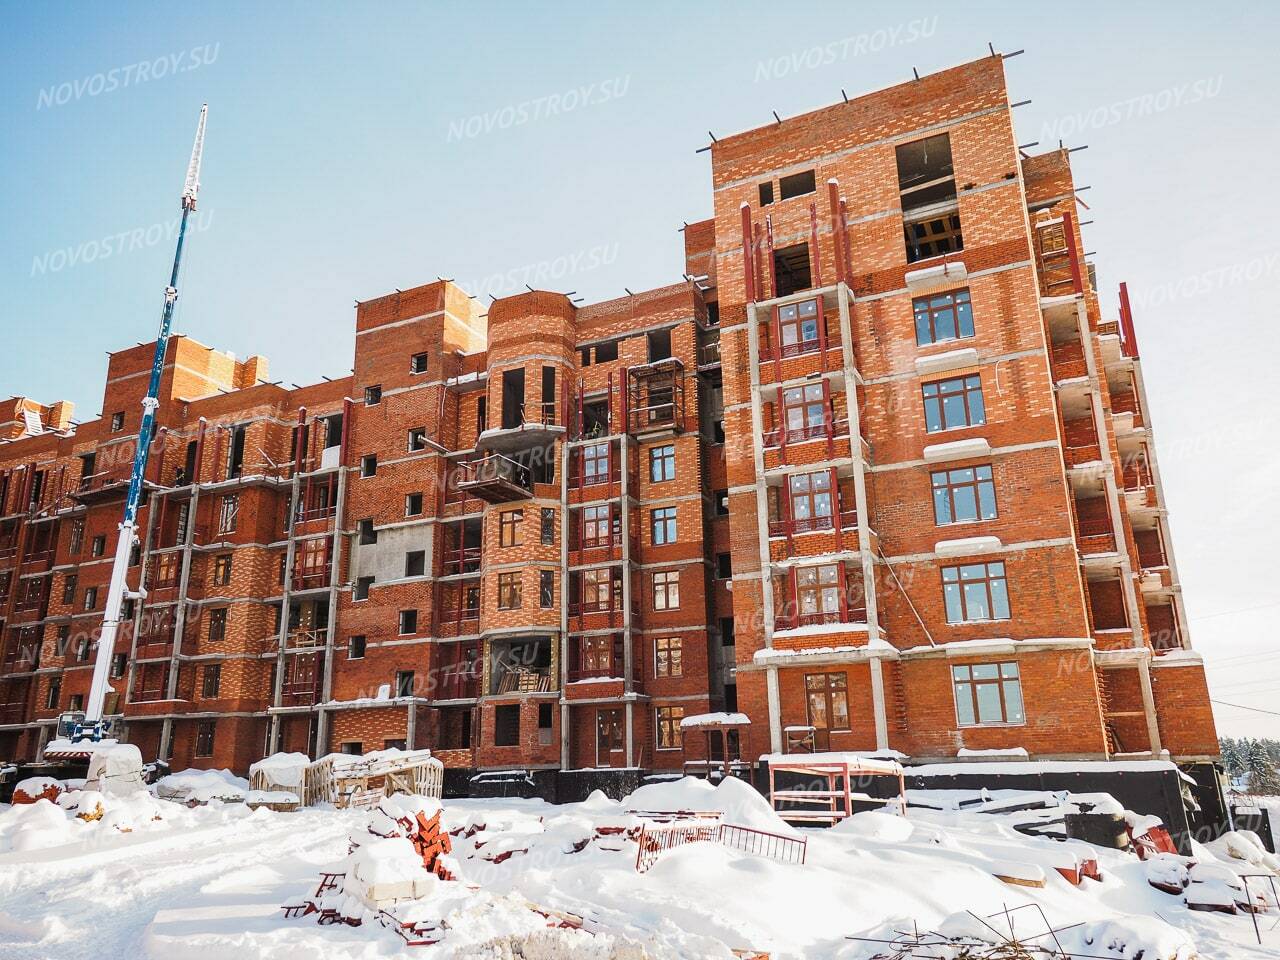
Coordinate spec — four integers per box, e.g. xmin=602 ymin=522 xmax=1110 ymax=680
xmin=1219 ymin=737 xmax=1243 ymax=777
xmin=1244 ymin=738 xmax=1280 ymax=795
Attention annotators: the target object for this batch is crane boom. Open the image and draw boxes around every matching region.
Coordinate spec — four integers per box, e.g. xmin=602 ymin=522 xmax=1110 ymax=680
xmin=77 ymin=104 xmax=208 ymax=741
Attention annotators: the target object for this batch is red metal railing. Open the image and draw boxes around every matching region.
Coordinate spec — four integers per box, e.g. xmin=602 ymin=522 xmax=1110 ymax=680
xmin=435 ymin=605 xmax=480 ymax=638
xmin=135 ymin=637 xmax=175 ymax=659
xmin=457 ymin=453 xmax=532 ymax=492
xmin=568 ymin=598 xmax=637 ymax=618
xmin=12 ymin=578 xmax=49 ymax=613
xmin=762 ymin=417 xmax=850 ymax=450
xmin=768 ymin=507 xmax=858 ymax=538
xmin=441 ymin=546 xmax=481 ymax=577
xmin=567 ymin=635 xmax=636 ymax=682
xmin=132 ymin=665 xmax=170 ymax=702
xmin=281 ymin=657 xmax=324 ymax=705
xmin=434 ymin=663 xmax=480 ymax=700
xmin=1 ymin=643 xmax=38 ymax=674
xmin=578 ymin=529 xmax=623 ymax=550
xmin=634 ymin=820 xmax=806 ymax=873
xmin=773 ymin=606 xmax=868 ymax=632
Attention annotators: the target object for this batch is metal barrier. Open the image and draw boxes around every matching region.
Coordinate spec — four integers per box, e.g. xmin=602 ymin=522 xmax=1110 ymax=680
xmin=634 ymin=818 xmax=806 ymax=873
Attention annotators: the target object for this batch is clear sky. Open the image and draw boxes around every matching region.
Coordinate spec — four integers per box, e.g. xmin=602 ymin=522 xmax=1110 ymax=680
xmin=2 ymin=1 xmax=1276 ymax=738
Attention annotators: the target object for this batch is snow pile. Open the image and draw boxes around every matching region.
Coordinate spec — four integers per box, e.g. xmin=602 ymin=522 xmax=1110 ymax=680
xmin=246 ymin=790 xmax=300 ymax=807
xmin=623 ymin=775 xmax=798 ymax=835
xmin=154 ymin=767 xmax=247 ymax=804
xmin=679 ymin=712 xmax=750 ymax=728
xmin=346 ymin=836 xmax=438 ymax=904
xmin=2 ymin=773 xmax=1277 ymax=959
xmin=0 ymin=799 xmax=69 ymax=853
xmin=1203 ymin=828 xmax=1280 ymax=874
xmin=0 ymin=788 xmax=175 ymax=853
xmin=831 ymin=809 xmax=914 ymax=843
xmin=248 ymin=751 xmax=309 ymax=789
xmin=11 ymin=776 xmax=61 ymax=804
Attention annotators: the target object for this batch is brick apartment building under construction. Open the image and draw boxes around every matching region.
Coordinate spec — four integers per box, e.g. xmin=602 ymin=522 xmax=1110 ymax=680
xmin=0 ymin=55 xmax=1220 ymax=785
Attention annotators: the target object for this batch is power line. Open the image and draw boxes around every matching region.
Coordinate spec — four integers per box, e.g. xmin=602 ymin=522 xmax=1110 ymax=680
xmin=1211 ymin=699 xmax=1280 ymax=718
xmin=1190 ymin=599 xmax=1280 ymax=624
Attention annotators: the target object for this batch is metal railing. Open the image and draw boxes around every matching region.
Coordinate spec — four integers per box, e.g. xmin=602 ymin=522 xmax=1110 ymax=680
xmin=441 ymin=546 xmax=482 ymax=577
xmin=768 ymin=507 xmax=858 ymax=538
xmin=458 ymin=453 xmax=532 ymax=492
xmin=773 ymin=607 xmax=868 ymax=632
xmin=762 ymin=417 xmax=850 ymax=450
xmin=634 ymin=819 xmax=806 ymax=873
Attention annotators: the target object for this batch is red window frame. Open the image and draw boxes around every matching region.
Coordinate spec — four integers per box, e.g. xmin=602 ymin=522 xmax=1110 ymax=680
xmin=781 ymin=382 xmax=828 ymax=441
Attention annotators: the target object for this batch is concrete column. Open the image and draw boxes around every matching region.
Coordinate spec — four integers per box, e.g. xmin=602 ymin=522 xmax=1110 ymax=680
xmin=836 ymin=285 xmax=881 ymax=646
xmin=1131 ymin=361 xmax=1191 ymax=650
xmin=868 ymin=656 xmax=889 ymax=751
xmin=766 ymin=666 xmax=782 ymax=753
xmin=1076 ymin=302 xmax=1144 ymax=648
xmin=744 ymin=305 xmax=776 ymax=641
xmin=316 ymin=462 xmax=349 ymax=755
xmin=559 ymin=439 xmax=571 ymax=769
xmin=1137 ymin=657 xmax=1163 ymax=755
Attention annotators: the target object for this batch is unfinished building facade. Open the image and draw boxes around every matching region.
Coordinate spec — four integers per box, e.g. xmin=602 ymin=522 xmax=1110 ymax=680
xmin=0 ymin=54 xmax=1218 ymax=783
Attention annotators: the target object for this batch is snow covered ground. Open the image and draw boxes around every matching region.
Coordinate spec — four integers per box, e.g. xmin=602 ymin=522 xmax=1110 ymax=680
xmin=1 ymin=774 xmax=1278 ymax=959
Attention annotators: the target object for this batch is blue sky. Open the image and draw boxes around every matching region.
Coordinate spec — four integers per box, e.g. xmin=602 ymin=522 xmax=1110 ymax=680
xmin=2 ymin=1 xmax=1277 ymax=736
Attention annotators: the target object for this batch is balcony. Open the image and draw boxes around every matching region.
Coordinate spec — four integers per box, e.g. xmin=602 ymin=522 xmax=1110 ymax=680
xmin=1076 ymin=515 xmax=1117 ymax=556
xmin=567 ymin=634 xmax=637 ymax=683
xmin=698 ymin=338 xmax=721 ymax=369
xmin=758 ymin=297 xmax=841 ymax=364
xmin=569 ymin=439 xmax=623 ymax=491
xmin=1110 ymin=390 xmax=1143 ymax=428
xmin=435 ymin=604 xmax=480 ymax=638
xmin=147 ymin=555 xmax=182 ymax=591
xmin=291 ymin=542 xmax=333 ymax=591
xmin=768 ymin=507 xmax=858 ymax=539
xmin=131 ymin=664 xmax=171 ymax=703
xmin=441 ymin=545 xmax=482 ymax=577
xmin=1 ymin=642 xmax=39 ymax=675
xmin=454 ymin=454 xmax=532 ymax=504
xmin=1050 ymin=341 xmax=1087 ymax=383
xmin=773 ymin=605 xmax=869 ymax=634
xmin=477 ymin=400 xmax=564 ymax=455
xmin=1033 ymin=215 xmax=1083 ymax=298
xmin=280 ymin=653 xmax=324 ymax=706
xmin=568 ymin=596 xmax=638 ymax=620
xmin=763 ymin=417 xmax=850 ymax=451
xmin=295 ymin=479 xmax=338 ymax=523
xmin=772 ymin=561 xmax=868 ymax=633
xmin=489 ymin=635 xmax=555 ymax=695
xmin=71 ymin=466 xmax=132 ymax=504
xmin=1136 ymin=532 xmax=1168 ymax=573
xmin=286 ymin=627 xmax=327 ymax=649
xmin=1064 ymin=443 xmax=1103 ymax=469
xmin=135 ymin=635 xmax=175 ymax=659
xmin=433 ymin=647 xmax=480 ymax=700
xmin=19 ymin=543 xmax=55 ymax=572
xmin=1122 ymin=458 xmax=1153 ymax=491
xmin=12 ymin=578 xmax=50 ymax=615
xmin=627 ymin=360 xmax=686 ymax=437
